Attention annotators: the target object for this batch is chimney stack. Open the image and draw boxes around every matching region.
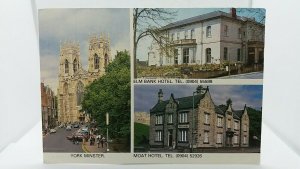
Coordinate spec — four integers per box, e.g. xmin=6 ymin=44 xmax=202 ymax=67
xmin=231 ymin=8 xmax=237 ymax=18
xmin=158 ymin=89 xmax=163 ymax=102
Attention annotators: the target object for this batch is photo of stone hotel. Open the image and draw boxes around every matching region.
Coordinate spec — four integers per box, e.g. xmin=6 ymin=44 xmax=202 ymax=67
xmin=134 ymin=85 xmax=262 ymax=153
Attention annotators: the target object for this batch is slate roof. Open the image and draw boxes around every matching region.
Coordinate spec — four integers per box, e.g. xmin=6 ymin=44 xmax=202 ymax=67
xmin=161 ymin=11 xmax=246 ymax=31
xmin=216 ymin=105 xmax=245 ymax=119
xmin=150 ymin=92 xmax=206 ymax=113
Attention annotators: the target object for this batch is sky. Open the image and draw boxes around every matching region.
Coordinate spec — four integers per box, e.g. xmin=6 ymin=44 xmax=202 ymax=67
xmin=136 ymin=8 xmax=266 ymax=61
xmin=134 ymin=85 xmax=263 ymax=113
xmin=39 ymin=9 xmax=130 ymax=92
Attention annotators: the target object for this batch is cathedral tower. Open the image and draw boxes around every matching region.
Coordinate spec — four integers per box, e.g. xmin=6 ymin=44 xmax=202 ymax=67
xmin=88 ymin=33 xmax=111 ymax=74
xmin=59 ymin=41 xmax=81 ymax=78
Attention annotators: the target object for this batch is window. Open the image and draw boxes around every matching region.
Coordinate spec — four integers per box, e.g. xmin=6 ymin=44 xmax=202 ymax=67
xmin=179 ymin=129 xmax=188 ymax=142
xmin=206 ymin=26 xmax=211 ymax=37
xmin=224 ymin=47 xmax=228 ymax=60
xmin=184 ymin=30 xmax=188 ymax=39
xmin=244 ymin=124 xmax=247 ymax=131
xmin=206 ymin=48 xmax=211 ymax=63
xmin=104 ymin=54 xmax=109 ymax=68
xmin=168 ymin=114 xmax=173 ymax=124
xmin=73 ymin=59 xmax=77 ymax=73
xmin=64 ymin=59 xmax=69 ymax=73
xmin=204 ymin=131 xmax=209 ymax=143
xmin=171 ymin=33 xmax=174 ymax=41
xmin=237 ymin=48 xmax=241 ymax=61
xmin=234 ymin=121 xmax=238 ymax=130
xmin=217 ymin=133 xmax=222 ymax=144
xmin=234 ymin=135 xmax=238 ymax=144
xmin=217 ymin=117 xmax=222 ymax=127
xmin=205 ymin=113 xmax=210 ymax=124
xmin=228 ymin=119 xmax=231 ymax=129
xmin=76 ymin=81 xmax=84 ymax=106
xmin=191 ymin=48 xmax=196 ymax=63
xmin=191 ymin=29 xmax=195 ymax=39
xmin=155 ymin=115 xmax=163 ymax=125
xmin=179 ymin=112 xmax=188 ymax=123
xmin=155 ymin=130 xmax=162 ymax=141
xmin=183 ymin=48 xmax=189 ymax=64
xmin=174 ymin=49 xmax=178 ymax=65
xmin=177 ymin=32 xmax=180 ymax=40
xmin=94 ymin=54 xmax=100 ymax=69
xmin=238 ymin=28 xmax=242 ymax=38
xmin=224 ymin=25 xmax=228 ymax=36
xmin=243 ymin=135 xmax=247 ymax=144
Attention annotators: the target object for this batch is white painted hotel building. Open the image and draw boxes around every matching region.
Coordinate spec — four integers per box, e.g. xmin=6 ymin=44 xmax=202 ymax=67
xmin=148 ymin=9 xmax=264 ymax=67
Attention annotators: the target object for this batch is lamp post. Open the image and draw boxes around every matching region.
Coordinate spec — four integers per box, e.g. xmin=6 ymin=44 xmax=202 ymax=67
xmin=106 ymin=112 xmax=109 ymax=152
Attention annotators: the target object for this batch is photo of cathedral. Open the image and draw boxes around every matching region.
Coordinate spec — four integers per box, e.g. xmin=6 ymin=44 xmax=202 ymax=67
xmin=57 ymin=34 xmax=111 ymax=123
xmin=40 ymin=9 xmax=131 ymax=153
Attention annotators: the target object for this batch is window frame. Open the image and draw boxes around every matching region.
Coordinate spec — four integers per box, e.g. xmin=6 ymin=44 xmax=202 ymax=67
xmin=178 ymin=112 xmax=188 ymax=124
xmin=206 ymin=26 xmax=212 ymax=37
xmin=183 ymin=48 xmax=189 ymax=64
xmin=206 ymin=48 xmax=212 ymax=63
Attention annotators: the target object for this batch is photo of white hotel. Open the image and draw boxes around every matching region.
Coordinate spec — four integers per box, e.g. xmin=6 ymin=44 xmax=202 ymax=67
xmin=148 ymin=9 xmax=264 ymax=67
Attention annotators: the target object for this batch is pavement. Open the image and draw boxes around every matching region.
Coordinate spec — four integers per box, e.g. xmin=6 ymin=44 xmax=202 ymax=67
xmin=82 ymin=139 xmax=107 ymax=153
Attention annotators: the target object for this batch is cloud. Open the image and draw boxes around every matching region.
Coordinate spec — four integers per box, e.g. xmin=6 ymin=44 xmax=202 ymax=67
xmin=39 ymin=9 xmax=130 ymax=92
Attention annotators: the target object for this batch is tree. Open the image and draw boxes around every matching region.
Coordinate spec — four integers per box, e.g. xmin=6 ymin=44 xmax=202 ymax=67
xmin=237 ymin=8 xmax=266 ymax=24
xmin=133 ymin=8 xmax=177 ymax=78
xmin=81 ymin=51 xmax=130 ymax=140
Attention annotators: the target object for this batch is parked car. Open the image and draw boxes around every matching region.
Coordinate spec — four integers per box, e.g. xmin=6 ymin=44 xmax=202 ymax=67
xmin=66 ymin=125 xmax=72 ymax=131
xmin=73 ymin=124 xmax=80 ymax=128
xmin=50 ymin=129 xmax=56 ymax=134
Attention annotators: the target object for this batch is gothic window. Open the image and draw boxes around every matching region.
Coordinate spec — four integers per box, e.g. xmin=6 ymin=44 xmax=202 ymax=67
xmin=104 ymin=53 xmax=108 ymax=68
xmin=73 ymin=58 xmax=78 ymax=73
xmin=63 ymin=83 xmax=68 ymax=112
xmin=237 ymin=48 xmax=241 ymax=61
xmin=64 ymin=59 xmax=69 ymax=73
xmin=206 ymin=26 xmax=211 ymax=37
xmin=206 ymin=48 xmax=211 ymax=63
xmin=76 ymin=81 xmax=84 ymax=106
xmin=94 ymin=54 xmax=99 ymax=69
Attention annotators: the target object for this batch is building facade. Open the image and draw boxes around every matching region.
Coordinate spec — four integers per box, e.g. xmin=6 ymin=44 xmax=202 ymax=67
xmin=135 ymin=112 xmax=150 ymax=125
xmin=41 ymin=83 xmax=57 ymax=131
xmin=149 ymin=86 xmax=250 ymax=150
xmin=148 ymin=9 xmax=264 ymax=67
xmin=57 ymin=33 xmax=111 ymax=123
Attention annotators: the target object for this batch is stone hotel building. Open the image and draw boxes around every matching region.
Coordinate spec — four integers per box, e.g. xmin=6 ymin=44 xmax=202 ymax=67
xmin=149 ymin=86 xmax=250 ymax=149
xmin=148 ymin=9 xmax=264 ymax=67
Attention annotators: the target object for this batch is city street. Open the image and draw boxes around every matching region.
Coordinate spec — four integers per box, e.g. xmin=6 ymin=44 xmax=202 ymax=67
xmin=43 ymin=127 xmax=83 ymax=153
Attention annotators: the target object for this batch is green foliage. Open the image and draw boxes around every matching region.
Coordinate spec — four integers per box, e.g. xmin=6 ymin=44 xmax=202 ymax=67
xmin=81 ymin=51 xmax=130 ymax=140
xmin=134 ymin=123 xmax=149 ymax=147
xmin=247 ymin=107 xmax=262 ymax=147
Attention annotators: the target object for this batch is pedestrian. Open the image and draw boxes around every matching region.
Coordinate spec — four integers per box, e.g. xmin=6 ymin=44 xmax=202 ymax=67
xmin=101 ymin=137 xmax=104 ymax=148
xmin=72 ymin=135 xmax=75 ymax=144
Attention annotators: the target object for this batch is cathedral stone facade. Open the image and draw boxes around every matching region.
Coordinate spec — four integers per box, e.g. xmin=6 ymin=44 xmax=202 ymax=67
xmin=57 ymin=34 xmax=111 ymax=123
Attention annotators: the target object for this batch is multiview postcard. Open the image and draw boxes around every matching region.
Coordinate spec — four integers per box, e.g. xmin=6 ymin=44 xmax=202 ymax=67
xmin=39 ymin=8 xmax=265 ymax=164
